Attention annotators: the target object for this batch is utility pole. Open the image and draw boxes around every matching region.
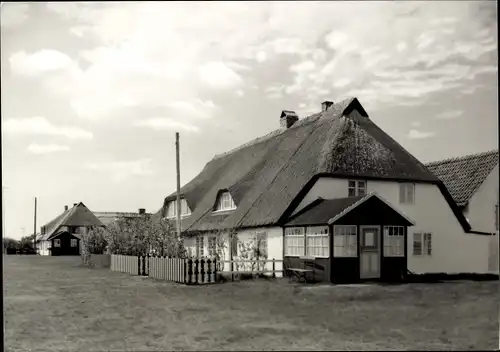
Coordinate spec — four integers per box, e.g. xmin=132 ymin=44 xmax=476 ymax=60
xmin=2 ymin=186 xmax=6 ymax=254
xmin=33 ymin=197 xmax=37 ymax=252
xmin=175 ymin=132 xmax=181 ymax=240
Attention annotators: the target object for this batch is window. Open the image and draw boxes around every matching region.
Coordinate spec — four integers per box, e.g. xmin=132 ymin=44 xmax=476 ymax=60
xmin=413 ymin=232 xmax=432 ymax=256
xmin=73 ymin=227 xmax=80 ymax=234
xmin=348 ymin=180 xmax=366 ymax=197
xmin=208 ymin=236 xmax=217 ymax=257
xmin=54 ymin=239 xmax=61 ymax=247
xmin=70 ymin=239 xmax=78 ymax=247
xmin=384 ymin=226 xmax=404 ymax=257
xmin=166 ymin=198 xmax=191 ymax=218
xmin=333 ymin=225 xmax=357 ymax=257
xmin=196 ymin=236 xmax=204 ymax=257
xmin=254 ymin=232 xmax=268 ymax=258
xmin=305 ymin=226 xmax=329 ymax=257
xmin=214 ymin=191 xmax=236 ymax=211
xmin=284 ymin=227 xmax=305 ymax=256
xmin=399 ymin=183 xmax=415 ymax=204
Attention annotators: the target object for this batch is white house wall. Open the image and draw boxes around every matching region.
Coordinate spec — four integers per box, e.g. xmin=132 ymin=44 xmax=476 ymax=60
xmin=38 ymin=240 xmax=51 ymax=256
xmin=185 ymin=227 xmax=283 ymax=277
xmin=466 ymin=164 xmax=499 ymax=234
xmin=295 ymin=177 xmax=491 ymax=274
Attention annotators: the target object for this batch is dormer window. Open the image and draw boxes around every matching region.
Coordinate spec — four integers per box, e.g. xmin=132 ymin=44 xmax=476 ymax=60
xmin=166 ymin=198 xmax=191 ymax=218
xmin=214 ymin=191 xmax=236 ymax=212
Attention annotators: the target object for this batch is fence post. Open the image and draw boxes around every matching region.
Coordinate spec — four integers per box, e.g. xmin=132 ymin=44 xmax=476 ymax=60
xmin=138 ymin=255 xmax=141 ymax=276
xmin=187 ymin=259 xmax=193 ymax=285
xmin=272 ymin=258 xmax=276 ymax=278
xmin=194 ymin=259 xmax=199 ymax=285
xmin=207 ymin=258 xmax=212 ymax=283
xmin=183 ymin=258 xmax=187 ymax=284
xmin=200 ymin=258 xmax=205 ymax=283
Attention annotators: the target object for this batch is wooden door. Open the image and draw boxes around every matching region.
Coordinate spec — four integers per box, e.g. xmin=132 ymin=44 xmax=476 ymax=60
xmin=360 ymin=226 xmax=381 ymax=279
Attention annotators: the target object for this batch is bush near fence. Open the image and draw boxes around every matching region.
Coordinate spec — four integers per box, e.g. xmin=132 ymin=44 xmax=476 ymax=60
xmin=109 ymin=254 xmax=283 ymax=285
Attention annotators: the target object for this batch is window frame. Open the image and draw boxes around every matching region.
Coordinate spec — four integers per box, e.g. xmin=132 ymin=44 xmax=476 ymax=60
xmin=305 ymin=226 xmax=329 ymax=258
xmin=166 ymin=198 xmax=191 ymax=219
xmin=399 ymin=183 xmax=415 ymax=205
xmin=70 ymin=238 xmax=78 ymax=248
xmin=348 ymin=180 xmax=367 ymax=197
xmin=284 ymin=227 xmax=306 ymax=257
xmin=207 ymin=236 xmax=217 ymax=257
xmin=333 ymin=225 xmax=357 ymax=258
xmin=214 ymin=191 xmax=237 ymax=212
xmin=383 ymin=225 xmax=405 ymax=257
xmin=196 ymin=235 xmax=205 ymax=257
xmin=413 ymin=232 xmax=432 ymax=256
xmin=54 ymin=239 xmax=61 ymax=247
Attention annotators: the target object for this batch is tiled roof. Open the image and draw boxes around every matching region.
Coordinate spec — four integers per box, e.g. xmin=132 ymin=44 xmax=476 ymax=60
xmin=426 ymin=150 xmax=499 ymax=207
xmin=152 ymin=97 xmax=442 ymax=232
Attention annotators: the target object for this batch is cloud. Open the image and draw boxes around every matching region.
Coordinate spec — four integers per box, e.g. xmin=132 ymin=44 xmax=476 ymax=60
xmin=133 ymin=118 xmax=199 ymax=133
xmin=3 ymin=116 xmax=93 ymax=140
xmin=0 ymin=3 xmax=29 ymax=28
xmin=9 ymin=50 xmax=73 ymax=76
xmin=408 ymin=129 xmax=436 ymax=140
xmin=27 ymin=143 xmax=71 ymax=154
xmin=411 ymin=121 xmax=421 ymax=127
xmin=84 ymin=158 xmax=153 ymax=182
xmin=256 ymin=51 xmax=267 ymax=63
xmin=167 ymin=99 xmax=218 ymax=120
xmin=436 ymin=110 xmax=463 ymax=120
xmin=198 ymin=61 xmax=243 ymax=89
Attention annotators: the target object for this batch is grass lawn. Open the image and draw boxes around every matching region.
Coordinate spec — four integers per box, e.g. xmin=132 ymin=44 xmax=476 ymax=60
xmin=4 ymin=256 xmax=499 ymax=351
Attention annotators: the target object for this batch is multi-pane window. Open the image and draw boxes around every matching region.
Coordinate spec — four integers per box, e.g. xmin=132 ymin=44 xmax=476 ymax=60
xmin=196 ymin=236 xmax=204 ymax=257
xmin=384 ymin=226 xmax=404 ymax=257
xmin=254 ymin=232 xmax=268 ymax=258
xmin=166 ymin=198 xmax=191 ymax=218
xmin=305 ymin=226 xmax=329 ymax=257
xmin=54 ymin=239 xmax=61 ymax=247
xmin=348 ymin=180 xmax=366 ymax=197
xmin=399 ymin=183 xmax=415 ymax=204
xmin=208 ymin=236 xmax=217 ymax=257
xmin=413 ymin=232 xmax=432 ymax=256
xmin=284 ymin=227 xmax=305 ymax=256
xmin=333 ymin=225 xmax=357 ymax=257
xmin=70 ymin=239 xmax=78 ymax=247
xmin=215 ymin=192 xmax=237 ymax=211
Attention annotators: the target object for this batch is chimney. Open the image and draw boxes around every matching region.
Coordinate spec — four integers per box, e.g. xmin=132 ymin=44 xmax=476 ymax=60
xmin=73 ymin=203 xmax=77 ymax=207
xmin=280 ymin=110 xmax=299 ymax=129
xmin=64 ymin=205 xmax=68 ymax=211
xmin=138 ymin=208 xmax=146 ymax=215
xmin=321 ymin=101 xmax=334 ymax=112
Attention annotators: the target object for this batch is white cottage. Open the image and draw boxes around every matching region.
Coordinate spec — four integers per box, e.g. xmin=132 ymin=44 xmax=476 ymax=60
xmin=426 ymin=150 xmax=499 ymax=274
xmin=152 ymin=98 xmax=497 ymax=283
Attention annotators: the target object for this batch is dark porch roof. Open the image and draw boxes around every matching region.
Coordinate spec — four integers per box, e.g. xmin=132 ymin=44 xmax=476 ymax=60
xmin=285 ymin=192 xmax=414 ymax=227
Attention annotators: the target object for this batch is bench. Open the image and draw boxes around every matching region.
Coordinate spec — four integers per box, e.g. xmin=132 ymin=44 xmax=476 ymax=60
xmin=287 ymin=258 xmax=316 ymax=283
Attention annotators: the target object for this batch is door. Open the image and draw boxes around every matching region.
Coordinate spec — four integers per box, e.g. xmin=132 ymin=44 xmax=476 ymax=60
xmin=360 ymin=226 xmax=381 ymax=279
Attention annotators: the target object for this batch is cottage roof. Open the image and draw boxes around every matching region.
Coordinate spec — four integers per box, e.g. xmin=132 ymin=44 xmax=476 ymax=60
xmin=426 ymin=150 xmax=499 ymax=207
xmin=94 ymin=211 xmax=150 ymax=227
xmin=38 ymin=202 xmax=104 ymax=241
xmin=152 ymin=97 xmax=450 ymax=233
xmin=285 ymin=193 xmax=414 ymax=226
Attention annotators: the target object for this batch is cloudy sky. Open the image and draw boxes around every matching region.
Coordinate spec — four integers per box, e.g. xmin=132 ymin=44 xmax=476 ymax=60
xmin=1 ymin=1 xmax=497 ymax=239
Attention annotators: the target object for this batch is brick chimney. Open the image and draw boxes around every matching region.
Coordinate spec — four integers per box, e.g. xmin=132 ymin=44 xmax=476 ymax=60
xmin=138 ymin=208 xmax=146 ymax=215
xmin=64 ymin=205 xmax=68 ymax=211
xmin=321 ymin=101 xmax=334 ymax=112
xmin=280 ymin=110 xmax=299 ymax=129
xmin=73 ymin=203 xmax=77 ymax=207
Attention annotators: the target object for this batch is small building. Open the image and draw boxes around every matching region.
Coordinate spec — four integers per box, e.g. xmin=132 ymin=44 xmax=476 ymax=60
xmin=283 ymin=193 xmax=414 ymax=283
xmin=37 ymin=202 xmax=104 ymax=256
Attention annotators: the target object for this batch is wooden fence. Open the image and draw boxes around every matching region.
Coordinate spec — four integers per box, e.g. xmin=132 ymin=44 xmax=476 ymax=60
xmin=110 ymin=254 xmax=139 ymax=275
xmin=110 ymin=254 xmax=283 ymax=285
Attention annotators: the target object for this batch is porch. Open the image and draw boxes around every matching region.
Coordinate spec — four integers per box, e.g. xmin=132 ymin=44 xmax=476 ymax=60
xmin=282 ymin=192 xmax=414 ymax=284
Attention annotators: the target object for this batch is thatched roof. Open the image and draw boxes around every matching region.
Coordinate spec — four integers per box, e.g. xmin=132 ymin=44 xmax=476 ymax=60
xmin=38 ymin=202 xmax=104 ymax=241
xmin=152 ymin=97 xmax=459 ymax=233
xmin=426 ymin=150 xmax=499 ymax=207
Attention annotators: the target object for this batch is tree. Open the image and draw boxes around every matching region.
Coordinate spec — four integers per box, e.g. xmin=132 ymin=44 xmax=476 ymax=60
xmin=3 ymin=237 xmax=20 ymax=250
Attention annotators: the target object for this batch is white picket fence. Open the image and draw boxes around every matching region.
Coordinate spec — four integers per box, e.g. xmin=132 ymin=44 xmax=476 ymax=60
xmin=110 ymin=254 xmax=139 ymax=275
xmin=147 ymin=256 xmax=186 ymax=283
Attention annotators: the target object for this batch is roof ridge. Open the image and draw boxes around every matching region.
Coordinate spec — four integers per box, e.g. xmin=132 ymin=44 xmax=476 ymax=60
xmin=425 ymin=149 xmax=499 ymax=166
xmin=211 ymin=97 xmax=358 ymax=161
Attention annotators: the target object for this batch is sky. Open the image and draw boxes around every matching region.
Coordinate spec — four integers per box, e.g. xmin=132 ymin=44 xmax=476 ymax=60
xmin=1 ymin=1 xmax=498 ymax=240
